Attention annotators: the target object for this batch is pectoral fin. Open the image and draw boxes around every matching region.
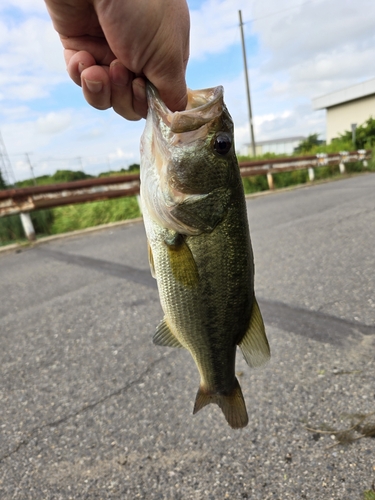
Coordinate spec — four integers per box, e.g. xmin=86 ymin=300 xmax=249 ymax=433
xmin=153 ymin=318 xmax=184 ymax=348
xmin=239 ymin=298 xmax=270 ymax=368
xmin=165 ymin=233 xmax=199 ymax=288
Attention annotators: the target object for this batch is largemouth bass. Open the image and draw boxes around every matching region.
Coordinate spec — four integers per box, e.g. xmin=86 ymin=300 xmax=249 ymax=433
xmin=140 ymin=84 xmax=270 ymax=429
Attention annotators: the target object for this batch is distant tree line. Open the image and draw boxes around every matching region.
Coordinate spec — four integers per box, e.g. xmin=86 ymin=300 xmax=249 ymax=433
xmin=1 ymin=164 xmax=141 ymax=189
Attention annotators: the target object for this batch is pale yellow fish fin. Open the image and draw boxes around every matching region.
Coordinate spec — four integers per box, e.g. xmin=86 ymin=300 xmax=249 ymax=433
xmin=193 ymin=378 xmax=248 ymax=429
xmin=239 ymin=297 xmax=270 ymax=368
xmin=153 ymin=318 xmax=184 ymax=348
xmin=165 ymin=234 xmax=199 ymax=288
xmin=147 ymin=241 xmax=156 ymax=279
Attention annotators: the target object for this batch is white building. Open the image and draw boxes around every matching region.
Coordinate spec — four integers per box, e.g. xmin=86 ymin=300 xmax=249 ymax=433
xmin=243 ymin=136 xmax=306 ymax=157
xmin=312 ymin=78 xmax=375 ymax=143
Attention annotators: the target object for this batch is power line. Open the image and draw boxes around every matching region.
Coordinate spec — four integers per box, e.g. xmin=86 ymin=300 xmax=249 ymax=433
xmin=243 ymin=0 xmax=318 ymax=25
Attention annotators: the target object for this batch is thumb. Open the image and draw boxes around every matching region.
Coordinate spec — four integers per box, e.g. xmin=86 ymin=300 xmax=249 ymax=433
xmin=151 ymin=71 xmax=188 ymax=112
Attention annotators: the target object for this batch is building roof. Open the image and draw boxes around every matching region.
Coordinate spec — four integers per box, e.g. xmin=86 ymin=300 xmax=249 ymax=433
xmin=312 ymin=78 xmax=375 ymax=110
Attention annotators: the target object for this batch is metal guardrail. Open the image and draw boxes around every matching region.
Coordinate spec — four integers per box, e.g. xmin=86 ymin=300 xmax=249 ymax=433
xmin=0 ymin=174 xmax=140 ymax=217
xmin=0 ymin=149 xmax=371 ymax=240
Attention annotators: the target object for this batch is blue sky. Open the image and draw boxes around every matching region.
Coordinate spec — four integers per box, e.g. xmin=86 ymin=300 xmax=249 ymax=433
xmin=1 ymin=0 xmax=375 ymax=181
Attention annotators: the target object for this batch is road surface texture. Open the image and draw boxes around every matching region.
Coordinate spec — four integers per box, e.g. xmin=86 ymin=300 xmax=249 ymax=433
xmin=1 ymin=174 xmax=374 ymax=499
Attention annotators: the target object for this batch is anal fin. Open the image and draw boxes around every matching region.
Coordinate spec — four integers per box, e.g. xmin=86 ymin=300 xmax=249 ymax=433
xmin=239 ymin=297 xmax=270 ymax=368
xmin=153 ymin=318 xmax=184 ymax=348
xmin=193 ymin=378 xmax=249 ymax=429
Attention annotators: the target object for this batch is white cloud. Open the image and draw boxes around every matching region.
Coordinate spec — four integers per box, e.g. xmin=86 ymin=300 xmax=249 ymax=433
xmin=1 ymin=0 xmax=48 ymax=15
xmin=1 ymin=0 xmax=375 ymax=182
xmin=36 ymin=111 xmax=72 ymax=134
xmin=2 ymin=107 xmax=144 ymax=181
xmin=108 ymin=148 xmax=135 ymax=161
xmin=0 ymin=16 xmax=66 ymax=102
xmin=190 ymin=0 xmax=253 ymax=60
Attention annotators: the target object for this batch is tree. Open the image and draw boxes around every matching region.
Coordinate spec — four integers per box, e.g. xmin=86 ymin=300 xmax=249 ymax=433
xmin=0 ymin=170 xmax=6 ymax=190
xmin=294 ymin=134 xmax=321 ymax=154
xmin=51 ymin=170 xmax=93 ymax=183
xmin=337 ymin=117 xmax=375 ymax=149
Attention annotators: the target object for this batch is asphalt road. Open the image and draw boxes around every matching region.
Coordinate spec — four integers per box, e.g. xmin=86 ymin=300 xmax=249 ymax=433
xmin=1 ymin=174 xmax=374 ymax=499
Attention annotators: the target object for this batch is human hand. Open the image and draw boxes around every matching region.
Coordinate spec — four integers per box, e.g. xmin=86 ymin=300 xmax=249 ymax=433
xmin=45 ymin=0 xmax=190 ymax=120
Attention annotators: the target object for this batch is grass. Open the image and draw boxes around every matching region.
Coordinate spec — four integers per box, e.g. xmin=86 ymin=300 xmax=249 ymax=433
xmin=0 ymin=197 xmax=141 ymax=246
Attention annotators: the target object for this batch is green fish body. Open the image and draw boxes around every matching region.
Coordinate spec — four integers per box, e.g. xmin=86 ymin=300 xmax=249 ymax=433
xmin=140 ymin=84 xmax=270 ymax=429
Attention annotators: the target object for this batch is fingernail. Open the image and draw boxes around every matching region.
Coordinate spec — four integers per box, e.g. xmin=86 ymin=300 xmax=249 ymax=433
xmin=110 ymin=61 xmax=129 ymax=86
xmin=133 ymin=80 xmax=146 ymax=102
xmin=78 ymin=62 xmax=85 ymax=75
xmin=84 ymin=79 xmax=103 ymax=93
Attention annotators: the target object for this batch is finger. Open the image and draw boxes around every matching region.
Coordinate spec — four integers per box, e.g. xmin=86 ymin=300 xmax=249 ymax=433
xmin=65 ymin=50 xmax=96 ymax=86
xmin=145 ymin=55 xmax=189 ymax=113
xmin=60 ymin=34 xmax=115 ymax=66
xmin=156 ymin=73 xmax=188 ymax=113
xmin=81 ymin=65 xmax=111 ymax=111
xmin=109 ymin=61 xmax=142 ymax=121
xmin=132 ymin=77 xmax=148 ymax=120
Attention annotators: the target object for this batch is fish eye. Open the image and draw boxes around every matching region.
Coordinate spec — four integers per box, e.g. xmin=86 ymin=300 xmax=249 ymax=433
xmin=214 ymin=133 xmax=232 ymax=155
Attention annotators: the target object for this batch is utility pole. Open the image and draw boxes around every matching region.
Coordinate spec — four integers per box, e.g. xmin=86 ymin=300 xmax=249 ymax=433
xmin=239 ymin=10 xmax=256 ymax=157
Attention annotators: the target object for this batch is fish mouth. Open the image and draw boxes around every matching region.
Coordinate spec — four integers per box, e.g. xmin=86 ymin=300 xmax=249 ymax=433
xmin=147 ymin=83 xmax=224 ymax=134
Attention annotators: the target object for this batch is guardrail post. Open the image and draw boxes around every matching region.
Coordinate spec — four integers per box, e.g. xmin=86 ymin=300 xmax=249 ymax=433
xmin=357 ymin=149 xmax=368 ymax=167
xmin=20 ymin=212 xmax=36 ymax=241
xmin=316 ymin=153 xmax=328 ymax=166
xmin=339 ymin=151 xmax=348 ymax=174
xmin=266 ymin=172 xmax=274 ymax=190
xmin=308 ymin=167 xmax=315 ymax=181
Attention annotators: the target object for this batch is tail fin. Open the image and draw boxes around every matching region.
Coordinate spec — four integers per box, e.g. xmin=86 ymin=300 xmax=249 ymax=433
xmin=193 ymin=378 xmax=248 ymax=429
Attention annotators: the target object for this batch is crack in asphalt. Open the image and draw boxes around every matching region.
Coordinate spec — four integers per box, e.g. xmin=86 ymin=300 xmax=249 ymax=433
xmin=0 ymin=352 xmax=173 ymax=463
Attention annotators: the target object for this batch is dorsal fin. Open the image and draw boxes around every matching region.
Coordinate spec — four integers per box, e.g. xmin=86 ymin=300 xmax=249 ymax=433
xmin=239 ymin=298 xmax=270 ymax=368
xmin=153 ymin=318 xmax=184 ymax=348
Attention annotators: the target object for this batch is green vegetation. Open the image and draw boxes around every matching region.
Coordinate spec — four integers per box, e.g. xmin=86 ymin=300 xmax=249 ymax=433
xmin=337 ymin=116 xmax=375 ymax=149
xmin=364 ymin=490 xmax=375 ymax=500
xmin=294 ymin=133 xmax=322 ymax=154
xmin=0 ymin=197 xmax=140 ymax=246
xmin=50 ymin=197 xmax=140 ymax=234
xmin=240 ymin=155 xmax=374 ymax=195
xmin=0 ymin=171 xmax=6 ymax=190
xmin=16 ymin=169 xmax=94 ymax=188
xmin=98 ymin=163 xmax=140 ymax=178
xmin=239 ymin=122 xmax=375 ymax=195
xmin=0 ymin=166 xmax=141 ymax=246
